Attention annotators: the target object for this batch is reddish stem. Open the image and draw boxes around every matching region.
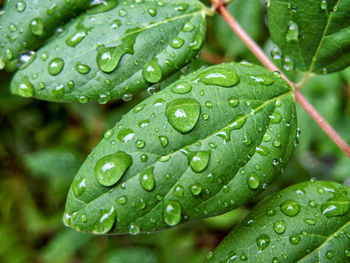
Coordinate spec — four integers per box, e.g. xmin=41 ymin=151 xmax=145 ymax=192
xmin=211 ymin=0 xmax=350 ymax=158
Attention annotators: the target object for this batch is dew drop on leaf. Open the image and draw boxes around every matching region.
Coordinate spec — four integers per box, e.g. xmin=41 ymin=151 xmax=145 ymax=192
xmin=66 ymin=30 xmax=87 ymax=47
xmin=75 ymin=62 xmax=91 ymax=74
xmin=94 ymin=152 xmax=133 ymax=186
xmin=249 ymin=74 xmax=274 ymax=86
xmin=273 ymin=220 xmax=286 ymax=234
xmin=170 ymin=37 xmax=185 ymax=49
xmin=256 ymin=234 xmax=270 ymax=251
xmin=247 ymin=173 xmax=260 ymax=190
xmin=165 ymin=98 xmax=201 ymax=134
xmin=142 ymin=59 xmax=162 ymax=83
xmin=139 ymin=167 xmax=155 ymax=191
xmin=188 ymin=151 xmax=211 ymax=173
xmin=147 ymin=7 xmax=157 ymax=16
xmin=171 ymin=81 xmax=192 ymax=94
xmin=228 ymin=97 xmax=239 ymax=108
xmin=280 ymin=200 xmax=300 ymax=217
xmin=289 ymin=235 xmax=300 ymax=245
xmin=117 ymin=128 xmax=135 ymax=143
xmin=320 ymin=0 xmax=327 ymax=11
xmin=163 ymin=200 xmax=181 ymax=226
xmin=129 ymin=223 xmax=140 ymax=235
xmin=48 ymin=58 xmax=64 ymax=76
xmin=94 ymin=207 xmax=115 ymax=234
xmin=158 ymin=135 xmax=168 ymax=147
xmin=197 ymin=68 xmax=240 ymax=87
xmin=190 ymin=184 xmax=202 ymax=196
xmin=72 ymin=177 xmax=86 ymax=197
xmin=16 ymin=1 xmax=26 ymax=12
xmin=286 ymin=21 xmax=299 ymax=42
xmin=174 ymin=184 xmax=185 ymax=198
xmin=52 ymin=84 xmax=65 ymax=98
xmin=15 ymin=77 xmax=34 ymax=97
xmin=30 ymin=18 xmax=45 ymax=36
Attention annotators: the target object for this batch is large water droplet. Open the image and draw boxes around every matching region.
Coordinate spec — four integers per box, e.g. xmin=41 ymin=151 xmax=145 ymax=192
xmin=48 ymin=58 xmax=64 ymax=76
xmin=280 ymin=200 xmax=300 ymax=217
xmin=165 ymin=98 xmax=201 ymax=133
xmin=188 ymin=151 xmax=211 ymax=173
xmin=142 ymin=59 xmax=162 ymax=83
xmin=117 ymin=128 xmax=135 ymax=143
xmin=273 ymin=220 xmax=286 ymax=234
xmin=94 ymin=152 xmax=133 ymax=186
xmin=163 ymin=200 xmax=181 ymax=226
xmin=171 ymin=81 xmax=192 ymax=94
xmin=286 ymin=21 xmax=299 ymax=42
xmin=197 ymin=68 xmax=240 ymax=87
xmin=139 ymin=167 xmax=155 ymax=191
xmin=72 ymin=177 xmax=86 ymax=197
xmin=256 ymin=234 xmax=270 ymax=251
xmin=30 ymin=18 xmax=45 ymax=36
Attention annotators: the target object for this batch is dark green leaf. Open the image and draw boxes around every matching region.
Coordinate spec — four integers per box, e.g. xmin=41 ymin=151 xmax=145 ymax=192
xmin=63 ymin=62 xmax=297 ymax=234
xmin=206 ymin=180 xmax=350 ymax=263
xmin=0 ymin=0 xmax=92 ymax=70
xmin=10 ymin=0 xmax=206 ymax=103
xmin=268 ymin=0 xmax=350 ymax=74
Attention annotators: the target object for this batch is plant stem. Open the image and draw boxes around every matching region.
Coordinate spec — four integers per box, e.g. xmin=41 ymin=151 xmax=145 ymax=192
xmin=211 ymin=0 xmax=350 ymax=159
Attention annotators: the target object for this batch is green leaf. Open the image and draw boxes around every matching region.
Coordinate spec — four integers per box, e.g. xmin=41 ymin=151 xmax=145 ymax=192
xmin=63 ymin=62 xmax=297 ymax=234
xmin=214 ymin=0 xmax=265 ymax=59
xmin=0 ymin=0 xmax=92 ymax=70
xmin=10 ymin=0 xmax=206 ymax=103
xmin=268 ymin=0 xmax=350 ymax=74
xmin=206 ymin=180 xmax=350 ymax=263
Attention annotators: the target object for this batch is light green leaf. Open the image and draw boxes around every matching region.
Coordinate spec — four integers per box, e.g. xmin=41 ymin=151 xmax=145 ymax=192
xmin=268 ymin=0 xmax=350 ymax=74
xmin=63 ymin=62 xmax=297 ymax=234
xmin=10 ymin=0 xmax=206 ymax=103
xmin=0 ymin=0 xmax=92 ymax=70
xmin=206 ymin=180 xmax=350 ymax=263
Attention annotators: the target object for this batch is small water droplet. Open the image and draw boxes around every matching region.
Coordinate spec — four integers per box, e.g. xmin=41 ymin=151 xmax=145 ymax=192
xmin=249 ymin=74 xmax=274 ymax=86
xmin=247 ymin=173 xmax=259 ymax=190
xmin=256 ymin=234 xmax=270 ymax=251
xmin=129 ymin=223 xmax=140 ymax=235
xmin=147 ymin=7 xmax=157 ymax=16
xmin=273 ymin=220 xmax=286 ymax=234
xmin=170 ymin=37 xmax=184 ymax=49
xmin=171 ymin=81 xmax=191 ymax=94
xmin=174 ymin=184 xmax=184 ymax=198
xmin=142 ymin=59 xmax=162 ymax=83
xmin=158 ymin=136 xmax=168 ymax=147
xmin=30 ymin=18 xmax=45 ymax=36
xmin=139 ymin=167 xmax=155 ymax=191
xmin=75 ymin=62 xmax=90 ymax=74
xmin=320 ymin=0 xmax=327 ymax=11
xmin=190 ymin=184 xmax=202 ymax=196
xmin=94 ymin=152 xmax=133 ymax=186
xmin=286 ymin=21 xmax=299 ymax=42
xmin=289 ymin=235 xmax=300 ymax=245
xmin=197 ymin=68 xmax=240 ymax=87
xmin=135 ymin=140 xmax=145 ymax=149
xmin=94 ymin=207 xmax=115 ymax=234
xmin=228 ymin=97 xmax=239 ymax=108
xmin=16 ymin=1 xmax=26 ymax=12
xmin=163 ymin=200 xmax=181 ymax=226
xmin=326 ymin=250 xmax=334 ymax=259
xmin=280 ymin=200 xmax=300 ymax=217
xmin=117 ymin=128 xmax=135 ymax=143
xmin=48 ymin=58 xmax=64 ymax=76
xmin=188 ymin=151 xmax=211 ymax=173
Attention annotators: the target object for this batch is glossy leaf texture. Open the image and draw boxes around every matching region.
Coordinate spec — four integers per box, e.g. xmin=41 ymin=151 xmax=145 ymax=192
xmin=0 ymin=0 xmax=93 ymax=71
xmin=10 ymin=0 xmax=206 ymax=102
xmin=206 ymin=180 xmax=350 ymax=263
xmin=63 ymin=62 xmax=297 ymax=234
xmin=268 ymin=0 xmax=350 ymax=74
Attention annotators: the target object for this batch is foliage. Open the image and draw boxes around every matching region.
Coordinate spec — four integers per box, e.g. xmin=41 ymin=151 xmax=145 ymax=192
xmin=1 ymin=0 xmax=350 ymax=262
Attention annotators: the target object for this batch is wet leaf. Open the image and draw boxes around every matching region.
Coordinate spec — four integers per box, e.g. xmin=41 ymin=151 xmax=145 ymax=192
xmin=268 ymin=0 xmax=350 ymax=74
xmin=10 ymin=0 xmax=206 ymax=103
xmin=207 ymin=180 xmax=350 ymax=263
xmin=64 ymin=62 xmax=297 ymax=234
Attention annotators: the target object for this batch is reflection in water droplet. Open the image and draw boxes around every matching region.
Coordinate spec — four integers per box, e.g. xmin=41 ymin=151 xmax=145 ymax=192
xmin=163 ymin=200 xmax=181 ymax=226
xmin=94 ymin=152 xmax=133 ymax=186
xmin=256 ymin=234 xmax=270 ymax=251
xmin=165 ymin=98 xmax=201 ymax=134
xmin=94 ymin=207 xmax=115 ymax=234
xmin=197 ymin=68 xmax=240 ymax=87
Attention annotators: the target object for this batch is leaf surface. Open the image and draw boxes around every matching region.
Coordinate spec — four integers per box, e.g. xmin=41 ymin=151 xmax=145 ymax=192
xmin=10 ymin=0 xmax=206 ymax=102
xmin=206 ymin=180 xmax=350 ymax=263
xmin=63 ymin=62 xmax=297 ymax=234
xmin=268 ymin=0 xmax=350 ymax=74
xmin=0 ymin=0 xmax=92 ymax=70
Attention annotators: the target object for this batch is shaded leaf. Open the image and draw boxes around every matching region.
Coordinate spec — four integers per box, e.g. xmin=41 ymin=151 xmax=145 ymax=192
xmin=10 ymin=0 xmax=206 ymax=102
xmin=206 ymin=180 xmax=350 ymax=263
xmin=64 ymin=62 xmax=297 ymax=234
xmin=268 ymin=0 xmax=350 ymax=74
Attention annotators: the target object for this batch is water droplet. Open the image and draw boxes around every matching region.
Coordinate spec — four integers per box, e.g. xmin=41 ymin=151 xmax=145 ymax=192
xmin=171 ymin=81 xmax=192 ymax=94
xmin=104 ymin=129 xmax=114 ymax=139
xmin=94 ymin=152 xmax=133 ymax=186
xmin=190 ymin=33 xmax=203 ymax=50
xmin=142 ymin=59 xmax=162 ymax=83
xmin=256 ymin=146 xmax=270 ymax=156
xmin=270 ymin=111 xmax=282 ymax=124
xmin=228 ymin=97 xmax=239 ymax=108
xmin=48 ymin=58 xmax=64 ymax=76
xmin=67 ymin=30 xmax=87 ymax=47
xmin=139 ymin=167 xmax=155 ymax=191
xmin=320 ymin=0 xmax=327 ymax=11
xmin=72 ymin=177 xmax=86 ymax=197
xmin=272 ymin=257 xmax=280 ymax=263
xmin=14 ymin=78 xmax=34 ymax=97
xmin=47 ymin=4 xmax=57 ymax=15
xmin=321 ymin=188 xmax=350 ymax=217
xmin=249 ymin=74 xmax=274 ymax=85
xmin=163 ymin=200 xmax=181 ymax=226
xmin=280 ymin=200 xmax=300 ymax=217
xmin=165 ymin=98 xmax=201 ymax=134
xmin=304 ymin=218 xmax=316 ymax=225
xmin=94 ymin=207 xmax=115 ymax=234
xmin=273 ymin=220 xmax=286 ymax=234
xmin=175 ymin=3 xmax=189 ymax=11
xmin=289 ymin=235 xmax=300 ymax=245
xmin=256 ymin=234 xmax=270 ymax=251
xmin=273 ymin=140 xmax=281 ymax=147
xmin=170 ymin=37 xmax=185 ymax=49
xmin=52 ymin=84 xmax=65 ymax=98
xmin=197 ymin=68 xmax=240 ymax=87
xmin=247 ymin=173 xmax=259 ymax=190
xmin=98 ymin=93 xmax=111 ymax=104
xmin=147 ymin=7 xmax=157 ymax=16
xmin=286 ymin=21 xmax=299 ymax=42
xmin=183 ymin=22 xmax=194 ymax=32
xmin=129 ymin=223 xmax=140 ymax=235
xmin=30 ymin=18 xmax=45 ymax=36
xmin=16 ymin=1 xmax=26 ymax=12
xmin=116 ymin=195 xmax=127 ymax=204
xmin=117 ymin=128 xmax=135 ymax=143
xmin=135 ymin=140 xmax=145 ymax=149
xmin=174 ymin=185 xmax=184 ymax=197
xmin=345 ymin=249 xmax=350 ymax=257
xmin=119 ymin=9 xmax=127 ymax=16
xmin=190 ymin=184 xmax=202 ymax=196
xmin=326 ymin=250 xmax=334 ymax=259
xmin=158 ymin=136 xmax=168 ymax=147
xmin=133 ymin=104 xmax=146 ymax=113
xmin=188 ymin=151 xmax=211 ymax=173
xmin=141 ymin=154 xmax=148 ymax=162
xmin=75 ymin=62 xmax=91 ymax=74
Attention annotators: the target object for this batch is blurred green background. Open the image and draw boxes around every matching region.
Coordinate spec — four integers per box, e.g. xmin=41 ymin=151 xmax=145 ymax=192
xmin=1 ymin=0 xmax=350 ymax=262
